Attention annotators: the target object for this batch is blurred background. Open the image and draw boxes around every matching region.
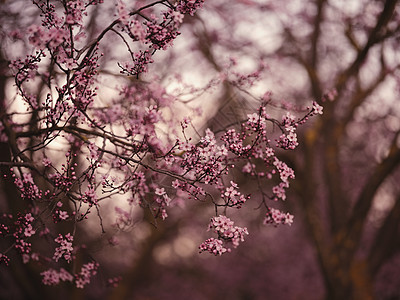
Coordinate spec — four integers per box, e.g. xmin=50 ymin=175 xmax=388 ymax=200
xmin=1 ymin=0 xmax=400 ymax=299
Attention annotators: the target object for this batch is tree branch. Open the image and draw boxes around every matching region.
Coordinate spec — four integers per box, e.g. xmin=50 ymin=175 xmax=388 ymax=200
xmin=335 ymin=0 xmax=398 ymax=92
xmin=343 ymin=132 xmax=400 ymax=257
xmin=368 ymin=193 xmax=400 ymax=276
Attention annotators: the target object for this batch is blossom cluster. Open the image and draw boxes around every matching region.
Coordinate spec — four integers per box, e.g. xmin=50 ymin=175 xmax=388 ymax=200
xmin=264 ymin=207 xmax=294 ymax=227
xmin=0 ymin=212 xmax=36 ymax=258
xmin=143 ymin=10 xmax=182 ymax=50
xmin=41 ymin=268 xmax=74 ymax=286
xmin=40 ymin=262 xmax=99 ymax=288
xmin=198 ymin=238 xmax=227 ymax=256
xmin=118 ymin=50 xmax=154 ymax=76
xmin=199 ymin=215 xmax=249 ymax=256
xmin=272 ymin=158 xmax=295 ymax=201
xmin=0 ymin=0 xmax=326 ymax=289
xmin=10 ymin=52 xmax=41 ymax=85
xmin=116 ymin=0 xmax=204 ymax=75
xmin=220 ymin=181 xmax=249 ymax=208
xmin=75 ymin=262 xmax=99 ymax=288
xmin=13 ymin=172 xmax=43 ymax=203
xmin=175 ymin=0 xmax=205 ymax=16
xmin=276 ymin=112 xmax=299 ymax=150
xmin=53 ymin=233 xmax=74 ymax=263
xmin=177 ymin=129 xmax=229 ymax=184
xmin=154 ymin=187 xmax=172 ymax=220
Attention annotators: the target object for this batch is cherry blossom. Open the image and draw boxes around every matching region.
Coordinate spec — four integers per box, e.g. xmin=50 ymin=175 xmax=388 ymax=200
xmin=200 ymin=215 xmax=249 ymax=255
xmin=0 ymin=0 xmax=324 ymax=289
xmin=53 ymin=233 xmax=74 ymax=263
xmin=264 ymin=207 xmax=294 ymax=227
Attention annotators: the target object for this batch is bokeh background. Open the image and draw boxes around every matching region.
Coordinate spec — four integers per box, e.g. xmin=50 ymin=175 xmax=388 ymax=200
xmin=1 ymin=0 xmax=400 ymax=299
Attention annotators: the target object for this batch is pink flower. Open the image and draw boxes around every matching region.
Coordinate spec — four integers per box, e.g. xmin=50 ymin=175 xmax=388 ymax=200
xmin=24 ymin=224 xmax=36 ymax=237
xmin=58 ymin=211 xmax=69 ymax=220
xmin=175 ymin=0 xmax=205 ymax=16
xmin=75 ymin=262 xmax=99 ymax=288
xmin=25 ymin=213 xmax=34 ymax=222
xmin=200 ymin=215 xmax=249 ymax=255
xmin=41 ymin=268 xmax=73 ymax=286
xmin=199 ymin=238 xmax=228 ymax=256
xmin=42 ymin=157 xmax=52 ymax=167
xmin=130 ymin=20 xmax=147 ymax=43
xmin=312 ymin=101 xmax=323 ymax=115
xmin=264 ymin=207 xmax=294 ymax=226
xmin=53 ymin=233 xmax=74 ymax=263
xmin=172 ymin=180 xmax=180 ymax=189
xmin=155 ymin=187 xmax=166 ymax=196
xmin=116 ymin=1 xmax=130 ymax=26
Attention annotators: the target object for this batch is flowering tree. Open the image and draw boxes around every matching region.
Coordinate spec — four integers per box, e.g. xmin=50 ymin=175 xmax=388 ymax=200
xmin=175 ymin=1 xmax=400 ymax=299
xmin=94 ymin=0 xmax=400 ymax=299
xmin=0 ymin=0 xmax=322 ymax=296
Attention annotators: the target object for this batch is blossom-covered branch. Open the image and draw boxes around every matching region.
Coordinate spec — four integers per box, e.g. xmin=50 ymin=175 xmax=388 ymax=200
xmin=0 ymin=0 xmax=323 ymax=288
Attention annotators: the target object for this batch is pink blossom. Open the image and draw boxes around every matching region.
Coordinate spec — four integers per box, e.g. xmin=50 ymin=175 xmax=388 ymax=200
xmin=24 ymin=224 xmax=36 ymax=237
xmin=312 ymin=101 xmax=324 ymax=115
xmin=58 ymin=211 xmax=69 ymax=220
xmin=116 ymin=1 xmax=130 ymax=26
xmin=53 ymin=233 xmax=74 ymax=263
xmin=41 ymin=268 xmax=73 ymax=286
xmin=42 ymin=157 xmax=52 ymax=167
xmin=130 ymin=20 xmax=147 ymax=43
xmin=155 ymin=187 xmax=166 ymax=196
xmin=199 ymin=238 xmax=228 ymax=256
xmin=172 ymin=180 xmax=181 ymax=189
xmin=175 ymin=0 xmax=205 ymax=16
xmin=200 ymin=215 xmax=249 ymax=255
xmin=75 ymin=262 xmax=99 ymax=288
xmin=264 ymin=207 xmax=294 ymax=226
